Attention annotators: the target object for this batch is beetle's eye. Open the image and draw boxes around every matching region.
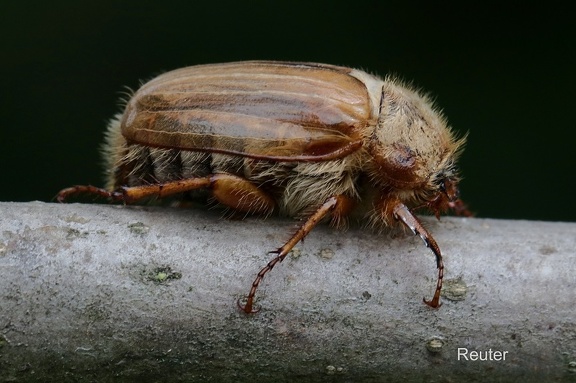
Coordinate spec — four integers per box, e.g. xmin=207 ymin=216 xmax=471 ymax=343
xmin=433 ymin=175 xmax=447 ymax=193
xmin=438 ymin=179 xmax=447 ymax=193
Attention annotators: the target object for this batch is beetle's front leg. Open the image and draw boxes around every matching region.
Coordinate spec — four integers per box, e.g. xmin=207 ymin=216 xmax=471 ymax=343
xmin=386 ymin=199 xmax=444 ymax=308
xmin=448 ymin=198 xmax=473 ymax=217
xmin=239 ymin=194 xmax=354 ymax=314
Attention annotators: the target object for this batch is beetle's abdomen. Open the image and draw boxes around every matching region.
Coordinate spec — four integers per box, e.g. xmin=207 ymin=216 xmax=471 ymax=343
xmin=104 ymin=116 xmax=362 ymax=217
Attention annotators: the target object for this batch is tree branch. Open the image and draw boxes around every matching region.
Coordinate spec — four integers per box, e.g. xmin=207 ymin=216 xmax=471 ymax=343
xmin=1 ymin=202 xmax=574 ymax=382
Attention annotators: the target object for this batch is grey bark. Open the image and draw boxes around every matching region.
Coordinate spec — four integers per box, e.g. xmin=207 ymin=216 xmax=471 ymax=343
xmin=0 ymin=201 xmax=575 ymax=382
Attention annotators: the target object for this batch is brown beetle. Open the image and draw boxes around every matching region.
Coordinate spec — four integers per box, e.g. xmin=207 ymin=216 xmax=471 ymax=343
xmin=58 ymin=61 xmax=468 ymax=313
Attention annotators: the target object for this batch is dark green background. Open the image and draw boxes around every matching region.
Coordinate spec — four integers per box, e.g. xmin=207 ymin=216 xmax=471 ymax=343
xmin=2 ymin=2 xmax=574 ymax=221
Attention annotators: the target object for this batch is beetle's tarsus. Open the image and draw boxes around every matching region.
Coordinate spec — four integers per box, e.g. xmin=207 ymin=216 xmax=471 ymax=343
xmin=56 ymin=185 xmax=118 ymax=203
xmin=237 ymin=297 xmax=261 ymax=314
xmin=423 ymin=296 xmax=442 ymax=309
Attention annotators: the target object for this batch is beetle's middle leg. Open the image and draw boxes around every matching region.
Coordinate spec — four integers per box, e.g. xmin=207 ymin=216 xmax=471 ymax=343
xmin=57 ymin=173 xmax=276 ymax=216
xmin=239 ymin=194 xmax=354 ymax=314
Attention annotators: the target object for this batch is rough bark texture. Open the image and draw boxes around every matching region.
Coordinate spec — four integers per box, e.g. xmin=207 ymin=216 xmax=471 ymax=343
xmin=0 ymin=201 xmax=575 ymax=382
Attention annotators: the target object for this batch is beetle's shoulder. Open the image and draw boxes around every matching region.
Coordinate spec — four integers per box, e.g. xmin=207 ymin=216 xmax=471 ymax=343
xmin=120 ymin=61 xmax=381 ymax=161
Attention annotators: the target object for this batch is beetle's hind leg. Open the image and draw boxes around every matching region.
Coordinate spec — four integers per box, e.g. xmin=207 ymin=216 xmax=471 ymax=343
xmin=56 ymin=179 xmax=211 ymax=204
xmin=57 ymin=185 xmax=123 ymax=202
xmin=57 ymin=173 xmax=277 ymax=216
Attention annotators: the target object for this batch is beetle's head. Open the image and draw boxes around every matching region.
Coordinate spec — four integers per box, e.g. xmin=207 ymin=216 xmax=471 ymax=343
xmin=368 ymin=78 xmax=466 ymax=211
xmin=423 ymin=166 xmax=463 ymax=218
